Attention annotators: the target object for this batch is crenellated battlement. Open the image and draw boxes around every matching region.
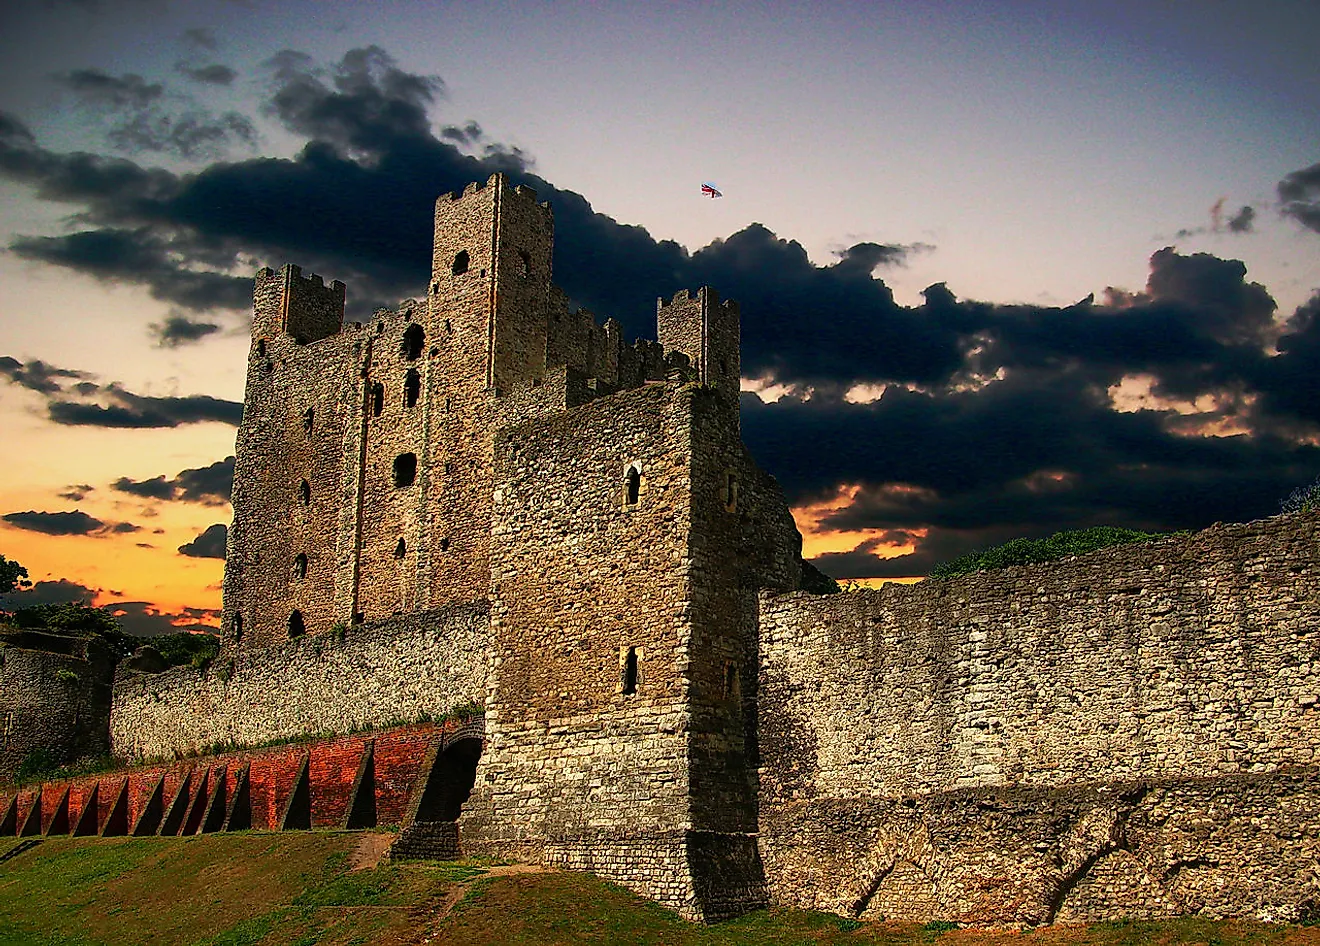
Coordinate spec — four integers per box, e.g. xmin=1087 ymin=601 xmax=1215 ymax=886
xmin=436 ymin=173 xmax=552 ymax=217
xmin=252 ymin=263 xmax=345 ymax=345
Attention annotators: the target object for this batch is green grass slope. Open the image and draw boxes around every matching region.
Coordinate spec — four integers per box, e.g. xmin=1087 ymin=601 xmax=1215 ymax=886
xmin=2 ymin=835 xmax=1320 ymax=946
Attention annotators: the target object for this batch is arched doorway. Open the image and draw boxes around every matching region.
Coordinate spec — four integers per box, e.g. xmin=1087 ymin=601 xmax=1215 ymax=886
xmin=416 ymin=737 xmax=481 ymax=822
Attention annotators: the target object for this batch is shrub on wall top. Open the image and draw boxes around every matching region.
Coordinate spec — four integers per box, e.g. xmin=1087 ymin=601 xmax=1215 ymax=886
xmin=929 ymin=526 xmax=1163 ymax=579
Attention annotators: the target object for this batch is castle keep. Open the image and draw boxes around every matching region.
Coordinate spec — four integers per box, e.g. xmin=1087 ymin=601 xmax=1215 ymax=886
xmin=3 ymin=173 xmax=1320 ymax=926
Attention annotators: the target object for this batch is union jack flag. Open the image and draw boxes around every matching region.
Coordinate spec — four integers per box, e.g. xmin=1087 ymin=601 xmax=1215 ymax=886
xmin=701 ymin=182 xmax=722 ymax=199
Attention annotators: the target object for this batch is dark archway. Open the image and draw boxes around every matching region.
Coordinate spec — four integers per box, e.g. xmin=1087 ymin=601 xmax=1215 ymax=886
xmin=415 ymin=737 xmax=481 ymax=822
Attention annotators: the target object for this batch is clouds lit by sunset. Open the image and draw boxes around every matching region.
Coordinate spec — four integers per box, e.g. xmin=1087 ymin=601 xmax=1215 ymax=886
xmin=1 ymin=0 xmax=1318 ymax=631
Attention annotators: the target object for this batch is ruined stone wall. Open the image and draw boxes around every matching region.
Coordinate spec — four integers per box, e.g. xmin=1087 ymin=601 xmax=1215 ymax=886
xmin=0 ymin=637 xmax=116 ymax=781
xmin=110 ymin=605 xmax=489 ymax=760
xmin=356 ymin=299 xmax=434 ymax=621
xmin=462 ymin=382 xmax=702 ymax=913
xmin=226 ymin=273 xmax=358 ymax=645
xmin=757 ymin=511 xmax=1320 ymax=922
xmin=656 ymin=289 xmax=741 ymax=412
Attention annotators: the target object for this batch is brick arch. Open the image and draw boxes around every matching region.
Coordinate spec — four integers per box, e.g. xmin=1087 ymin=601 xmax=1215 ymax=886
xmin=415 ymin=733 xmax=483 ymax=823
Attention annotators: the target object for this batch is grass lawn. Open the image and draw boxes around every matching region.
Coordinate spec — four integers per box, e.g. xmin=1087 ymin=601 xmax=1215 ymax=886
xmin=2 ymin=835 xmax=1319 ymax=946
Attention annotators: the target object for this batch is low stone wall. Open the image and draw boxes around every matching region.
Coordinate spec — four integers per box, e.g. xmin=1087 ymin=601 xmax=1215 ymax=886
xmin=111 ymin=604 xmax=489 ymax=760
xmin=0 ymin=640 xmax=116 ymax=781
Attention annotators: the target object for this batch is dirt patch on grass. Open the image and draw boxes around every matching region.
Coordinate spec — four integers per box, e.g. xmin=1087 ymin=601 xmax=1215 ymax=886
xmin=349 ymin=832 xmax=395 ymax=871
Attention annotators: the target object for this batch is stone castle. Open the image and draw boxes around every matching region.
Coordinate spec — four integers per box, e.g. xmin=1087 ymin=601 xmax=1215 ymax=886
xmin=3 ymin=173 xmax=1319 ymax=926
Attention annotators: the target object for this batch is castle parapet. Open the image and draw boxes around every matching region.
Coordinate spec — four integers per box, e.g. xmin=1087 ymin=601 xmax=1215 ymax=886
xmin=253 ymin=263 xmax=346 ymax=345
xmin=656 ymin=286 xmax=741 ymax=409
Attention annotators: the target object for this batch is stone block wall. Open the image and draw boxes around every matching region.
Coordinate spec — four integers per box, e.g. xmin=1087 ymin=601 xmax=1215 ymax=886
xmin=110 ymin=605 xmax=489 ymax=760
xmin=462 ymin=382 xmax=701 ymax=911
xmin=757 ymin=511 xmax=1320 ymax=922
xmin=0 ymin=635 xmax=117 ymax=781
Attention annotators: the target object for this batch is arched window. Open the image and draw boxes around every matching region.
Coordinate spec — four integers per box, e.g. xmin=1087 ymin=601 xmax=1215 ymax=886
xmin=724 ymin=471 xmax=738 ymax=512
xmin=394 ymin=538 xmax=407 ymax=559
xmin=302 ymin=407 xmax=314 ymax=433
xmin=288 ymin=610 xmax=305 ymax=638
xmin=724 ymin=662 xmax=740 ymax=700
xmin=293 ymin=553 xmax=308 ymax=580
xmin=230 ymin=613 xmax=244 ymax=642
xmin=624 ymin=465 xmax=641 ymax=507
xmin=621 ymin=646 xmax=639 ymax=696
xmin=256 ymin=339 xmax=267 ymax=356
xmin=518 ymin=250 xmax=531 ymax=277
xmin=393 ymin=453 xmax=417 ymax=488
xmin=452 ymin=250 xmax=469 ymax=276
xmin=371 ymin=383 xmax=384 ymax=417
xmin=402 ymin=324 xmax=424 ymax=361
xmin=299 ymin=479 xmax=311 ymax=506
xmin=404 ymin=369 xmax=421 ymax=408
xmin=439 ymin=537 xmax=451 ymax=551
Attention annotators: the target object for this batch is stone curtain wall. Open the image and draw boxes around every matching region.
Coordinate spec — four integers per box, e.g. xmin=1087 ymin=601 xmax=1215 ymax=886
xmin=757 ymin=511 xmax=1320 ymax=923
xmin=111 ymin=605 xmax=489 ymax=760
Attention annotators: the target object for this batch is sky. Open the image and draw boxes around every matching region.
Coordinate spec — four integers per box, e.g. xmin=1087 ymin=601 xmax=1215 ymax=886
xmin=0 ymin=0 xmax=1317 ymax=633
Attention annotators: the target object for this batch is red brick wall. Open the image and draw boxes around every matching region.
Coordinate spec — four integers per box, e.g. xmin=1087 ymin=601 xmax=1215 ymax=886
xmin=0 ymin=719 xmax=464 ymax=837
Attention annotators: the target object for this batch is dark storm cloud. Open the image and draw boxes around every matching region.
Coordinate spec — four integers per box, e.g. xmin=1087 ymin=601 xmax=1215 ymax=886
xmin=1279 ymin=161 xmax=1320 ymax=233
xmin=1 ymin=578 xmax=96 ymax=608
xmin=10 ymin=229 xmax=252 ymax=311
xmin=3 ymin=510 xmax=105 ymax=535
xmin=114 ymin=456 xmax=233 ymax=506
xmin=1227 ymin=205 xmax=1255 ymax=233
xmin=182 ymin=28 xmax=219 ymax=51
xmin=0 ymin=356 xmax=242 ymax=427
xmin=102 ymin=600 xmax=221 ymax=636
xmin=51 ymin=65 xmax=254 ymax=160
xmin=0 ymin=355 xmax=90 ymax=393
xmin=3 ymin=48 xmax=1319 ymax=579
xmin=178 ymin=523 xmax=227 ymax=558
xmin=107 ymin=110 xmax=256 ymax=159
xmin=53 ymin=69 xmax=163 ymax=109
xmin=47 ymin=389 xmax=242 ymax=427
xmin=441 ymin=121 xmax=484 ymax=145
xmin=151 ymin=313 xmax=222 ymax=346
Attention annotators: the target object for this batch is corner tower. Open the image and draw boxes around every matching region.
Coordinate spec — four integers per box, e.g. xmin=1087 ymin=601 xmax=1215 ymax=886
xmin=430 ymin=174 xmax=554 ymax=393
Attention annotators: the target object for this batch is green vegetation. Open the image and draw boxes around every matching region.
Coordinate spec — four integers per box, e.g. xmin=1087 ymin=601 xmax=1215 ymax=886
xmin=1281 ymin=476 xmax=1320 ymax=515
xmin=146 ymin=632 xmax=221 ymax=670
xmin=8 ymin=603 xmax=120 ymax=636
xmin=0 ymin=554 xmax=30 ymax=595
xmin=1 ymin=834 xmax=1318 ymax=945
xmin=929 ymin=526 xmax=1165 ymax=579
xmin=12 ymin=750 xmax=119 ymax=787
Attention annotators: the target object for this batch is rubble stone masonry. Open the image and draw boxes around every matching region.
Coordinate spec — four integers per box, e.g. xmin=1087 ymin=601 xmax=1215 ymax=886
xmin=757 ymin=512 xmax=1320 ymax=924
xmin=111 ymin=606 xmax=488 ymax=760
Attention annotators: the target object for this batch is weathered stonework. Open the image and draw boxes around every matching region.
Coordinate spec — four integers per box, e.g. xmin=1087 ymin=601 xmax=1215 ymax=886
xmin=7 ymin=172 xmax=1319 ymax=927
xmin=0 ymin=630 xmax=118 ymax=781
xmin=757 ymin=512 xmax=1320 ymax=923
xmin=111 ymin=605 xmax=488 ymax=760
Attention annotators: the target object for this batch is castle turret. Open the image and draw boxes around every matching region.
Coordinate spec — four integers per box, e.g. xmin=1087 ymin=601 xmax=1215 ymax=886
xmin=657 ymin=287 xmax=741 ymax=415
xmin=430 ymin=174 xmax=555 ymax=393
xmin=253 ymin=264 xmax=346 ymax=345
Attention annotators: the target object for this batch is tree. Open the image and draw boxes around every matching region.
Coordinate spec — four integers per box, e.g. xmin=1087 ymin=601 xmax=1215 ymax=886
xmin=0 ymin=554 xmax=30 ymax=595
